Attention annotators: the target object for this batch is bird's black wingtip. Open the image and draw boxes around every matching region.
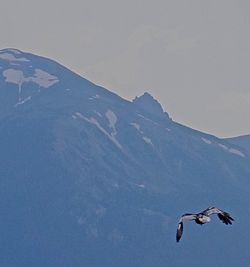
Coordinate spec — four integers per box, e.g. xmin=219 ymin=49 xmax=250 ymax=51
xmin=176 ymin=222 xmax=183 ymax=242
xmin=218 ymin=212 xmax=234 ymax=225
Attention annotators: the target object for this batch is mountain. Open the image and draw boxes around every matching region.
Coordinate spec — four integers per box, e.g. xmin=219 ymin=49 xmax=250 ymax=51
xmin=1 ymin=48 xmax=250 ymax=267
xmin=225 ymin=134 xmax=250 ymax=153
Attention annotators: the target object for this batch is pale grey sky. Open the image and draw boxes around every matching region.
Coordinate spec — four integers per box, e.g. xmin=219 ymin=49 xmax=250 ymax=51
xmin=1 ymin=0 xmax=250 ymax=137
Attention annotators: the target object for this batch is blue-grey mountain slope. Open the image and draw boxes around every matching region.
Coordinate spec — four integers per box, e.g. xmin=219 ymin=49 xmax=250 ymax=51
xmin=226 ymin=134 xmax=250 ymax=153
xmin=1 ymin=48 xmax=250 ymax=267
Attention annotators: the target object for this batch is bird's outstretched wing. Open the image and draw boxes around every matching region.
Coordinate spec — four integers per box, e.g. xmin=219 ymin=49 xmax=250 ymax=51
xmin=176 ymin=213 xmax=197 ymax=242
xmin=202 ymin=207 xmax=234 ymax=225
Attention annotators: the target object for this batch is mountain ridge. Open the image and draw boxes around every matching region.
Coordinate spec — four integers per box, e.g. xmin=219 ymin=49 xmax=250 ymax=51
xmin=1 ymin=48 xmax=250 ymax=267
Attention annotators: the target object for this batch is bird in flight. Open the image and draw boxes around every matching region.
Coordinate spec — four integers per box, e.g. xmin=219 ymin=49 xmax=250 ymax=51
xmin=176 ymin=207 xmax=234 ymax=242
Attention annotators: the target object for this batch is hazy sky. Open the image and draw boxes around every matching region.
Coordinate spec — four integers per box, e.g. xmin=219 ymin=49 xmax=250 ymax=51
xmin=1 ymin=0 xmax=250 ymax=137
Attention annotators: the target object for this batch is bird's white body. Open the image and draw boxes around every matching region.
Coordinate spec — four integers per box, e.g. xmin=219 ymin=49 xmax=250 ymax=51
xmin=197 ymin=214 xmax=211 ymax=224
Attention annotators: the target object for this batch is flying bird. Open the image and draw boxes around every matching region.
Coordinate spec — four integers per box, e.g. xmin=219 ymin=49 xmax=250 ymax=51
xmin=176 ymin=207 xmax=234 ymax=242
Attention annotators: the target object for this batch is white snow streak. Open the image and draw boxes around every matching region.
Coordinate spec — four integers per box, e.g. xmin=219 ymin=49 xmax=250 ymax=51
xmin=143 ymin=136 xmax=153 ymax=145
xmin=218 ymin=144 xmax=228 ymax=150
xmin=218 ymin=143 xmax=245 ymax=157
xmin=89 ymin=94 xmax=100 ymax=100
xmin=75 ymin=112 xmax=122 ymax=149
xmin=137 ymin=113 xmax=159 ymax=126
xmin=202 ymin=138 xmax=245 ymax=157
xmin=202 ymin=137 xmax=212 ymax=144
xmin=131 ymin=122 xmax=153 ymax=146
xmin=94 ymin=111 xmax=102 ymax=117
xmin=135 ymin=183 xmax=145 ymax=189
xmin=228 ymin=148 xmax=245 ymax=157
xmin=15 ymin=96 xmax=32 ymax=107
xmin=130 ymin=122 xmax=141 ymax=131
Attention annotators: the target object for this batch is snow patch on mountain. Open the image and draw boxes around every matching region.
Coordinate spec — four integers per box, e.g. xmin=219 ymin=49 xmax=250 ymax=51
xmin=85 ymin=117 xmax=122 ymax=149
xmin=130 ymin=122 xmax=153 ymax=145
xmin=201 ymin=137 xmax=245 ymax=157
xmin=89 ymin=94 xmax=100 ymax=100
xmin=229 ymin=148 xmax=245 ymax=157
xmin=105 ymin=110 xmax=118 ymax=137
xmin=75 ymin=112 xmax=85 ymax=119
xmin=137 ymin=114 xmax=159 ymax=126
xmin=130 ymin=122 xmax=141 ymax=131
xmin=75 ymin=112 xmax=122 ymax=149
xmin=2 ymin=68 xmax=59 ymax=88
xmin=142 ymin=136 xmax=153 ymax=145
xmin=218 ymin=143 xmax=245 ymax=157
xmin=135 ymin=183 xmax=146 ymax=188
xmin=2 ymin=68 xmax=59 ymax=104
xmin=131 ymin=122 xmax=146 ymax=134
xmin=0 ymin=52 xmax=30 ymax=62
xmin=201 ymin=137 xmax=212 ymax=144
xmin=3 ymin=69 xmax=23 ymax=84
xmin=32 ymin=69 xmax=59 ymax=88
xmin=218 ymin=144 xmax=227 ymax=150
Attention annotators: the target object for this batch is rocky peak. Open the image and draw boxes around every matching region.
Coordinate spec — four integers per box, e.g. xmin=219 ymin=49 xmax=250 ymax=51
xmin=133 ymin=92 xmax=170 ymax=119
